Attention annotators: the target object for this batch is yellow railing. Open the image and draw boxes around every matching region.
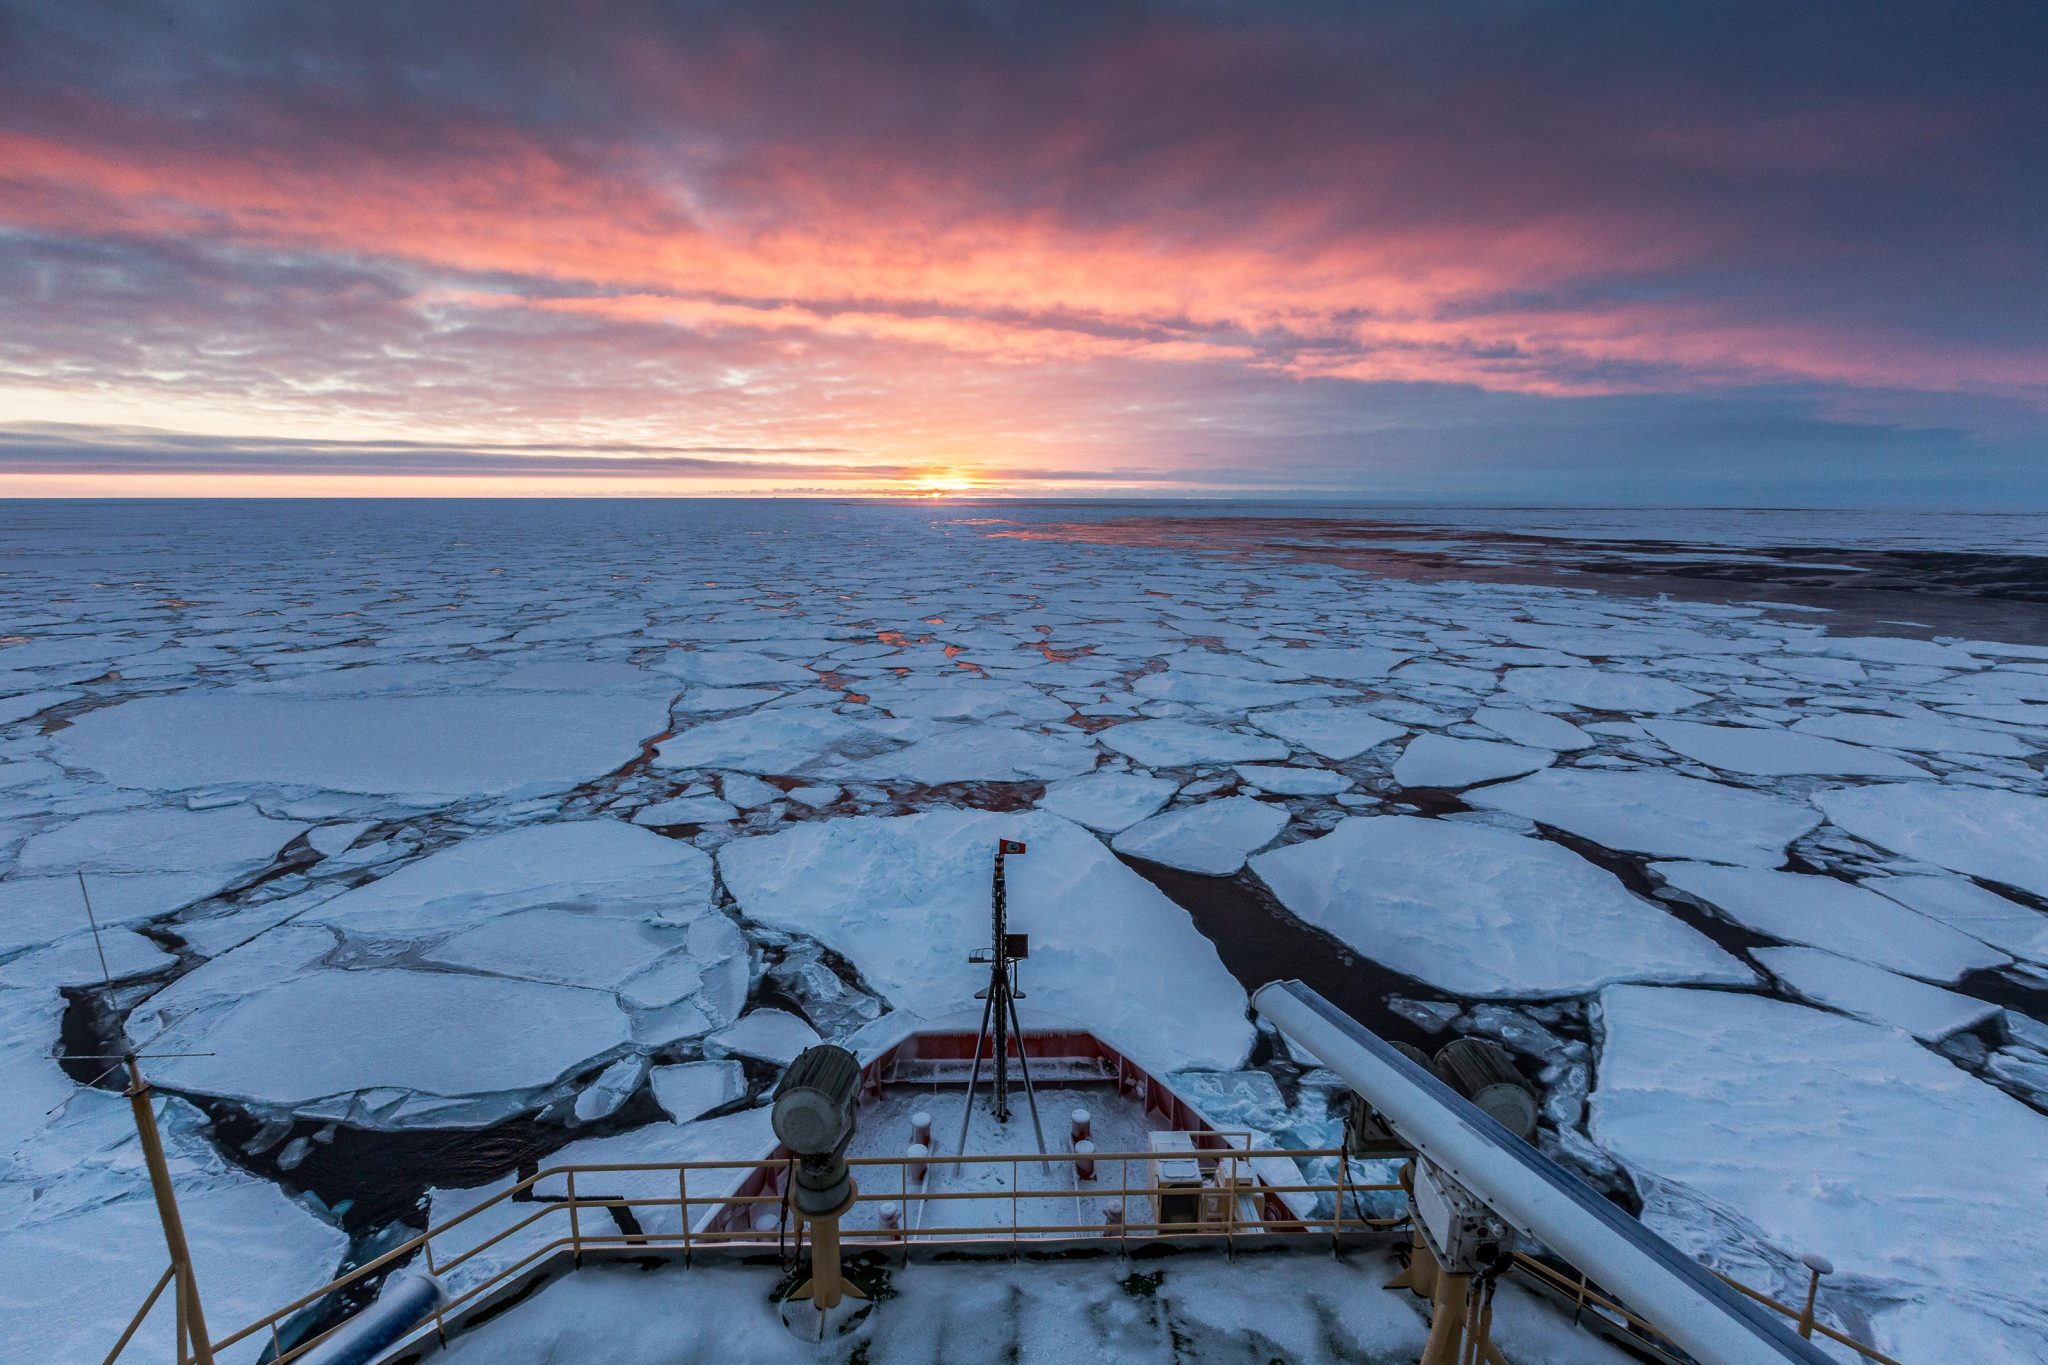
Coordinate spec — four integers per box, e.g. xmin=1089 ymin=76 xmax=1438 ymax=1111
xmin=113 ymin=1145 xmax=1900 ymax=1365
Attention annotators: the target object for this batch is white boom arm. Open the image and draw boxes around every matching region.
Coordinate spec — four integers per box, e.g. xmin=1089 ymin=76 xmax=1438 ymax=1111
xmin=1252 ymin=980 xmax=1834 ymax=1365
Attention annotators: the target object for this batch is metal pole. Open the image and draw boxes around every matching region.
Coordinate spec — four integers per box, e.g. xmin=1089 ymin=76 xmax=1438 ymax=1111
xmin=128 ymin=1071 xmax=216 ymax=1365
xmin=951 ymin=986 xmax=998 ymax=1174
xmin=1004 ymin=992 xmax=1050 ymax=1172
xmin=990 ymin=850 xmax=1010 ymax=1123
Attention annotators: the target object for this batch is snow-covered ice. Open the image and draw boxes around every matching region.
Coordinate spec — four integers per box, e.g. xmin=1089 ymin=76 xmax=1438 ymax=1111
xmin=1592 ymin=986 xmax=2048 ymax=1360
xmin=1111 ymin=795 xmax=1289 ymax=874
xmin=1754 ymin=947 xmax=1999 ymax=1039
xmin=1097 ymin=718 xmax=1289 ymax=767
xmin=1468 ymin=768 xmax=1822 ymax=864
xmin=54 ymin=689 xmax=665 ymax=801
xmin=1034 ymin=771 xmax=1177 ymax=831
xmin=1391 ymin=733 xmax=1553 ymax=788
xmin=718 ymin=808 xmax=1255 ymax=1072
xmin=707 ymin=1008 xmax=822 ymax=1064
xmin=1232 ymin=764 xmax=1351 ymax=795
xmin=1471 ymin=705 xmax=1594 ymax=751
xmin=1250 ymin=816 xmax=1751 ymax=997
xmin=8 ymin=501 xmax=2048 ymax=1363
xmin=1818 ymin=783 xmax=2048 ymax=899
xmin=1247 ymin=702 xmax=1407 ymax=760
xmin=649 ymin=1060 xmax=746 ymax=1122
xmin=1866 ymin=874 xmax=2048 ymax=964
xmin=1653 ymin=862 xmax=2006 ymax=981
xmin=1641 ymin=719 xmax=1926 ymax=777
xmin=124 ymin=821 xmax=745 ymax=1126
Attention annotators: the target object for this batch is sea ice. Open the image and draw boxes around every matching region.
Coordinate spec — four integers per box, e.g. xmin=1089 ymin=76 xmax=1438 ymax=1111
xmin=1232 ymin=764 xmax=1351 ymax=795
xmin=0 ymin=1094 xmax=348 ymax=1365
xmin=659 ymin=650 xmax=816 ymax=686
xmin=139 ymin=969 xmax=634 ymax=1126
xmin=1247 ymin=703 xmax=1406 ymax=760
xmin=1500 ymin=667 xmax=1709 ymax=714
xmin=1866 ymin=875 xmax=2048 ymax=964
xmin=1249 ymin=816 xmax=1750 ymax=997
xmin=1790 ymin=708 xmax=2030 ymax=758
xmin=1591 ymin=986 xmax=2048 ymax=1360
xmin=1097 ymin=719 xmax=1289 ymax=767
xmin=15 ymin=803 xmax=307 ymax=880
xmin=1391 ymin=734 xmax=1553 ymax=788
xmin=718 ymin=809 xmax=1254 ymax=1072
xmin=1817 ymin=784 xmax=2048 ymax=899
xmin=127 ymin=822 xmax=743 ymax=1126
xmin=1033 ymin=771 xmax=1177 ymax=832
xmin=1641 ymin=720 xmax=1924 ymax=777
xmin=850 ymin=725 xmax=1098 ymax=783
xmin=1652 ymin=862 xmax=2005 ymax=981
xmin=1468 ymin=768 xmax=1821 ymax=864
xmin=654 ymin=706 xmax=881 ymax=774
xmin=1470 ymin=706 xmax=1593 ymax=751
xmin=707 ymin=1008 xmax=821 ymax=1064
xmin=632 ymin=794 xmax=740 ymax=826
xmin=54 ymin=690 xmax=666 ymax=800
xmin=1753 ymin=947 xmax=1999 ymax=1040
xmin=649 ymin=1060 xmax=747 ymax=1122
xmin=1111 ymin=795 xmax=1289 ymax=874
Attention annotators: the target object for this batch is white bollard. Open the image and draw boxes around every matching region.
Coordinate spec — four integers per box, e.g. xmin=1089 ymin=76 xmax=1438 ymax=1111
xmin=1102 ymin=1205 xmax=1123 ymax=1236
xmin=1073 ymin=1139 xmax=1096 ymax=1181
xmin=907 ymin=1141 xmax=930 ymax=1184
xmin=911 ymin=1110 xmax=933 ymax=1149
xmin=1070 ymin=1107 xmax=1092 ymax=1144
xmin=879 ymin=1201 xmax=902 ymax=1236
xmin=753 ymin=1209 xmax=780 ymax=1236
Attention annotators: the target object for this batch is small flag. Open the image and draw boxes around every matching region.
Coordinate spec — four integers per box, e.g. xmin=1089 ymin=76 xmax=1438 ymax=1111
xmin=999 ymin=839 xmax=1027 ymax=856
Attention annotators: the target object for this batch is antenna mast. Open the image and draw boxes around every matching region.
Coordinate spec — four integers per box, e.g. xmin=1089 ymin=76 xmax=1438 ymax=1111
xmin=952 ymin=840 xmax=1048 ymax=1170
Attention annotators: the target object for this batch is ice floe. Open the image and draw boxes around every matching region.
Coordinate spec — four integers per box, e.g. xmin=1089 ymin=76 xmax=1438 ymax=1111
xmin=1641 ymin=719 xmax=1925 ymax=777
xmin=1500 ymin=667 xmax=1709 ymax=713
xmin=1391 ymin=734 xmax=1553 ymax=788
xmin=1247 ymin=702 xmax=1407 ymax=760
xmin=718 ymin=808 xmax=1254 ymax=1072
xmin=1111 ymin=795 xmax=1289 ymax=874
xmin=1753 ymin=947 xmax=1998 ymax=1039
xmin=1033 ymin=771 xmax=1177 ymax=831
xmin=1097 ymin=718 xmax=1289 ymax=767
xmin=126 ymin=821 xmax=744 ymax=1127
xmin=1591 ymin=986 xmax=2048 ymax=1360
xmin=1468 ymin=768 xmax=1821 ymax=864
xmin=1250 ymin=816 xmax=1751 ymax=997
xmin=55 ymin=689 xmax=665 ymax=802
xmin=1818 ymin=783 xmax=2048 ymax=899
xmin=1652 ymin=862 xmax=2005 ymax=980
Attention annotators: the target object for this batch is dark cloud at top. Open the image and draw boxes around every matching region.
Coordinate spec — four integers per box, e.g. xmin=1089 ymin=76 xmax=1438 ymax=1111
xmin=0 ymin=1 xmax=2042 ymax=498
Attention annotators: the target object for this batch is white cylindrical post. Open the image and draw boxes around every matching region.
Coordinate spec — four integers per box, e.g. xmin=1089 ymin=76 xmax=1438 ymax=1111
xmin=1069 ymin=1107 xmax=1092 ymax=1144
xmin=1074 ymin=1139 xmax=1096 ymax=1181
xmin=907 ymin=1142 xmax=930 ymax=1184
xmin=879 ymin=1201 xmax=902 ymax=1236
xmin=911 ymin=1110 xmax=933 ymax=1149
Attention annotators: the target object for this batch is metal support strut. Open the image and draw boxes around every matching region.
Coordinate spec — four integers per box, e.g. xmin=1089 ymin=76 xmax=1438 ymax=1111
xmin=954 ymin=840 xmax=1048 ymax=1172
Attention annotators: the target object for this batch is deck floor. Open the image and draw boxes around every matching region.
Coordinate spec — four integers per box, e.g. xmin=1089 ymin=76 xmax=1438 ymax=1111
xmin=842 ymin=1081 xmax=1181 ymax=1239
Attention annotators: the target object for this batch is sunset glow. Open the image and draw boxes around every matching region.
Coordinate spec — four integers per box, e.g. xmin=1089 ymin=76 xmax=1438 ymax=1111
xmin=0 ymin=3 xmax=2042 ymax=502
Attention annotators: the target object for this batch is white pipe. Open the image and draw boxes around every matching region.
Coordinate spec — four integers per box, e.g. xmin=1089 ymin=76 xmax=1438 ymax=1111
xmin=1252 ymin=981 xmax=1834 ymax=1365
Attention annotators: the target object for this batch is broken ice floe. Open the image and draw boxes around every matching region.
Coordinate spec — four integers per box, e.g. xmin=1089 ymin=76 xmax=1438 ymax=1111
xmin=127 ymin=821 xmax=747 ymax=1128
xmin=718 ymin=808 xmax=1255 ymax=1073
xmin=1250 ymin=816 xmax=1751 ymax=997
xmin=1591 ymin=985 xmax=2048 ymax=1360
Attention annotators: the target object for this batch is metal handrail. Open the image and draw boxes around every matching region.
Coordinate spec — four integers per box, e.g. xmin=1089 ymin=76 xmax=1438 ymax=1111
xmin=104 ymin=1144 xmax=1902 ymax=1365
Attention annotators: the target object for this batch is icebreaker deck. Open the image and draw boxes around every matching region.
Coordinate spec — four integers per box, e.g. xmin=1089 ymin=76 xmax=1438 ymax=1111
xmin=100 ymin=1013 xmax=1906 ymax=1365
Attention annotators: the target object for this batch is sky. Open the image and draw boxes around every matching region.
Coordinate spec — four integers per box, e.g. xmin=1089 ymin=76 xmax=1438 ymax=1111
xmin=0 ymin=1 xmax=2044 ymax=503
